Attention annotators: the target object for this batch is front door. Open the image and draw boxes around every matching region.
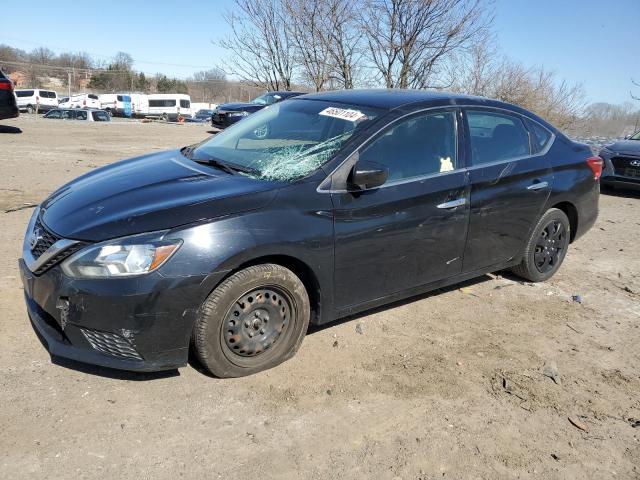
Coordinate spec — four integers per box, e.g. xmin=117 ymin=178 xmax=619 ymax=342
xmin=462 ymin=108 xmax=553 ymax=272
xmin=331 ymin=109 xmax=470 ymax=310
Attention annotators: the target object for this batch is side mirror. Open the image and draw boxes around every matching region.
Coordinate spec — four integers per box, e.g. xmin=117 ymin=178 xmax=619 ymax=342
xmin=349 ymin=161 xmax=388 ymax=190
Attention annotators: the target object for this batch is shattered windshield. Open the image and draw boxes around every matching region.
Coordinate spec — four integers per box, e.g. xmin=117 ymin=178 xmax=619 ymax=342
xmin=193 ymin=99 xmax=383 ymax=181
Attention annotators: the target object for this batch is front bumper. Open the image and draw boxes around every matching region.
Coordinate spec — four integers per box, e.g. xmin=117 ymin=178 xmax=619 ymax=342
xmin=19 ymin=258 xmax=206 ymax=372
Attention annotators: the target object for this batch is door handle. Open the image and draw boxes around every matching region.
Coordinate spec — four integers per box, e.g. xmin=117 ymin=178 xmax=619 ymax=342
xmin=527 ymin=181 xmax=548 ymax=191
xmin=437 ymin=198 xmax=466 ymax=209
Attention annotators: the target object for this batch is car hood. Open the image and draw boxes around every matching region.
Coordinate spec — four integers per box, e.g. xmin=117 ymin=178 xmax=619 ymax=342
xmin=605 ymin=139 xmax=640 ymax=155
xmin=40 ymin=149 xmax=279 ymax=242
xmin=218 ymin=102 xmax=265 ymax=112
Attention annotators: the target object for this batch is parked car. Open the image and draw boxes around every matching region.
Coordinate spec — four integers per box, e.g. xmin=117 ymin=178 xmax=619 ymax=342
xmin=187 ymin=109 xmax=215 ymax=123
xmin=58 ymin=93 xmax=100 ymax=109
xmin=147 ymin=94 xmax=192 ymax=121
xmin=20 ymin=89 xmax=601 ymax=377
xmin=599 ymin=131 xmax=640 ymax=190
xmin=43 ymin=108 xmax=111 ymax=122
xmin=211 ymin=91 xmax=303 ymax=128
xmin=14 ymin=89 xmax=58 ymax=113
xmin=0 ymin=69 xmax=19 ymax=121
xmin=98 ymin=94 xmax=132 ymax=117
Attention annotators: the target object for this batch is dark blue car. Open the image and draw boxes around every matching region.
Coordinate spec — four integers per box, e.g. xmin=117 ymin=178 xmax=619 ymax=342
xmin=211 ymin=91 xmax=303 ymax=128
xmin=20 ymin=89 xmax=601 ymax=377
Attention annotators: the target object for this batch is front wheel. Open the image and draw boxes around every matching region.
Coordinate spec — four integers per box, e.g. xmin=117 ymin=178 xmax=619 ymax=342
xmin=511 ymin=208 xmax=571 ymax=282
xmin=26 ymin=105 xmax=34 ymax=114
xmin=192 ymin=264 xmax=310 ymax=378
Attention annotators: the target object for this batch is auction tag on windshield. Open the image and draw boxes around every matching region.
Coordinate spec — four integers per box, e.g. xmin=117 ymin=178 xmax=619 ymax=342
xmin=319 ymin=107 xmax=366 ymax=122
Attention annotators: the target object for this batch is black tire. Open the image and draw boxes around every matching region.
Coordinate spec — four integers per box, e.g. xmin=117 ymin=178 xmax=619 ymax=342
xmin=161 ymin=113 xmax=169 ymax=122
xmin=26 ymin=105 xmax=34 ymax=114
xmin=192 ymin=264 xmax=310 ymax=378
xmin=511 ymin=208 xmax=570 ymax=282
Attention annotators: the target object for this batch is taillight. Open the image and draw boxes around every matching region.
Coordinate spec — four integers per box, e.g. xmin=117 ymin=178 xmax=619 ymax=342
xmin=587 ymin=156 xmax=604 ymax=181
xmin=83 ymin=100 xmax=86 ymax=106
xmin=0 ymin=82 xmax=13 ymax=91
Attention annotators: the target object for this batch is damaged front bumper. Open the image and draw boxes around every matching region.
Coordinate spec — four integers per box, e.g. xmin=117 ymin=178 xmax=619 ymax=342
xmin=19 ymin=258 xmax=206 ymax=372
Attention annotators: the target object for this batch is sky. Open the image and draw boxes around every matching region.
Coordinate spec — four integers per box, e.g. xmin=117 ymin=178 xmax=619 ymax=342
xmin=0 ymin=0 xmax=638 ymax=104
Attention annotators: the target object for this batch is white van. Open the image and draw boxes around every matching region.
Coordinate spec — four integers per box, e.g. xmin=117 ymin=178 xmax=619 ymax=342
xmin=99 ymin=94 xmax=133 ymax=117
xmin=147 ymin=94 xmax=192 ymax=121
xmin=58 ymin=93 xmax=100 ymax=109
xmin=14 ymin=89 xmax=58 ymax=113
xmin=129 ymin=93 xmax=149 ymax=117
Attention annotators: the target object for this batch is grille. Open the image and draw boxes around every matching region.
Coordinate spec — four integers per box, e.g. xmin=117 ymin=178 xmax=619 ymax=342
xmin=31 ymin=217 xmax=60 ymax=259
xmin=33 ymin=242 xmax=85 ymax=275
xmin=29 ymin=216 xmax=86 ymax=275
xmin=611 ymin=156 xmax=640 ymax=174
xmin=81 ymin=328 xmax=143 ymax=361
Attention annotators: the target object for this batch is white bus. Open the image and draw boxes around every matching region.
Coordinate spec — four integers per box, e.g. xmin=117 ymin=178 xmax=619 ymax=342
xmin=146 ymin=94 xmax=192 ymax=121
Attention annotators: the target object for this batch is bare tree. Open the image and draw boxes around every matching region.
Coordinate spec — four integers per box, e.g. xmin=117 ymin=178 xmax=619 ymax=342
xmin=187 ymin=68 xmax=228 ymax=102
xmin=319 ymin=0 xmax=364 ymax=89
xmin=631 ymin=78 xmax=640 ymax=101
xmin=361 ymin=0 xmax=493 ymax=89
xmin=219 ymin=0 xmax=296 ymax=90
xmin=283 ymin=0 xmax=333 ymax=91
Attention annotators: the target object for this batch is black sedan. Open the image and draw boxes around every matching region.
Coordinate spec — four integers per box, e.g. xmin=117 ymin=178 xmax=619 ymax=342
xmin=187 ymin=109 xmax=216 ymax=123
xmin=0 ymin=69 xmax=19 ymax=121
xmin=211 ymin=91 xmax=303 ymax=128
xmin=20 ymin=89 xmax=600 ymax=378
xmin=600 ymin=131 xmax=640 ymax=190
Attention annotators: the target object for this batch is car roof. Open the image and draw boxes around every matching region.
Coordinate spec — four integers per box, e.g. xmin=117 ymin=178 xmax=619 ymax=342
xmin=297 ymin=89 xmax=490 ymax=109
xmin=294 ymin=88 xmax=558 ymax=131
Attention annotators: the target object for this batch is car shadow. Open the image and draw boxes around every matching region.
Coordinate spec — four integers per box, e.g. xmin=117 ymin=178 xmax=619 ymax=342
xmin=600 ymin=186 xmax=640 ymax=199
xmin=51 ymin=357 xmax=180 ymax=380
xmin=0 ymin=125 xmax=22 ymax=134
xmin=307 ymin=274 xmax=495 ymax=335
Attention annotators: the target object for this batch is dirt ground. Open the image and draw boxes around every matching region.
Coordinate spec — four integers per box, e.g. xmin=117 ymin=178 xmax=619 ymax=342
xmin=0 ymin=115 xmax=638 ymax=480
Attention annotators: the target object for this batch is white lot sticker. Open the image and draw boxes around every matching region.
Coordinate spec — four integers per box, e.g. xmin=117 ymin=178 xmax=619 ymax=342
xmin=319 ymin=107 xmax=366 ymax=122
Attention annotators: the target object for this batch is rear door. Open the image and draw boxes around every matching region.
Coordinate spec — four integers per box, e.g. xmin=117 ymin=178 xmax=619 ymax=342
xmin=461 ymin=108 xmax=553 ymax=272
xmin=331 ymin=108 xmax=469 ymax=309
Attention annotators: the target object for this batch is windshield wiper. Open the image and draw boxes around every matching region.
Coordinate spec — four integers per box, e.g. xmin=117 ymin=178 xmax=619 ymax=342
xmin=193 ymin=157 xmax=237 ymax=175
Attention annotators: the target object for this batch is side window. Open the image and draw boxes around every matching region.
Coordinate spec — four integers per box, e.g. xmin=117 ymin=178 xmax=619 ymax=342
xmin=61 ymin=110 xmax=72 ymax=120
xmin=359 ymin=111 xmax=457 ymax=182
xmin=89 ymin=94 xmax=99 ymax=100
xmin=467 ymin=110 xmax=530 ymax=165
xmin=92 ymin=111 xmax=110 ymax=121
xmin=75 ymin=110 xmax=88 ymax=120
xmin=180 ymin=99 xmax=190 ymax=108
xmin=46 ymin=110 xmax=61 ymax=119
xmin=526 ymin=119 xmax=553 ymax=154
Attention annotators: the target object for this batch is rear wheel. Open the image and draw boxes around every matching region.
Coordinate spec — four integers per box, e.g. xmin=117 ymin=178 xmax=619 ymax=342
xmin=192 ymin=264 xmax=310 ymax=378
xmin=511 ymin=208 xmax=570 ymax=282
xmin=161 ymin=113 xmax=169 ymax=122
xmin=26 ymin=105 xmax=34 ymax=114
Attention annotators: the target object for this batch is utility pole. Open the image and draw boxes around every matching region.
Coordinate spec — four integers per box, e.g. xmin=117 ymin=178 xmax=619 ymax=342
xmin=67 ymin=68 xmax=71 ymax=98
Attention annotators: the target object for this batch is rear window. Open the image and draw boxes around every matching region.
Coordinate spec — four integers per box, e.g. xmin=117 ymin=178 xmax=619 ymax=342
xmin=0 ymin=70 xmax=6 ymax=80
xmin=149 ymin=99 xmax=176 ymax=107
xmin=180 ymin=99 xmax=190 ymax=108
xmin=527 ymin=119 xmax=553 ymax=153
xmin=92 ymin=111 xmax=110 ymax=122
xmin=16 ymin=90 xmax=34 ymax=97
xmin=41 ymin=91 xmax=56 ymax=98
xmin=467 ymin=110 xmax=530 ymax=165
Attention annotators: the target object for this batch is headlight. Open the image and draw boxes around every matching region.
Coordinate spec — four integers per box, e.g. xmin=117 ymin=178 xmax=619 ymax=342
xmin=228 ymin=111 xmax=249 ymax=118
xmin=62 ymin=238 xmax=182 ymax=278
